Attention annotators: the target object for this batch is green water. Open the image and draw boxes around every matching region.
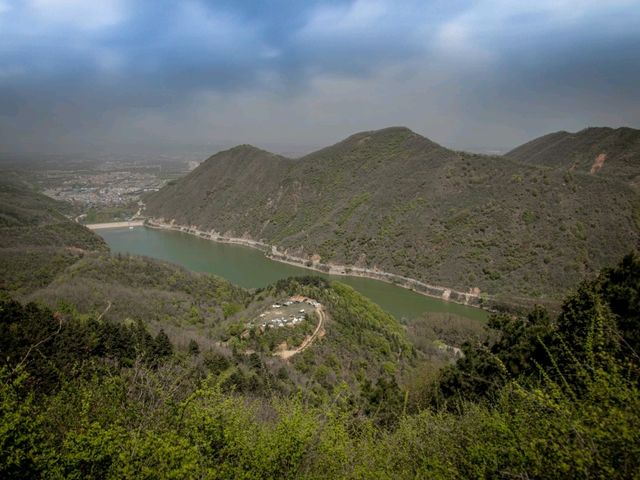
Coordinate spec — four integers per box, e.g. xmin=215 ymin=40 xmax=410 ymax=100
xmin=98 ymin=227 xmax=487 ymax=322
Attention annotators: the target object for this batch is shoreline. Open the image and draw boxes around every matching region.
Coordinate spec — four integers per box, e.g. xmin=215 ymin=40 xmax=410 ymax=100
xmin=145 ymin=219 xmax=488 ymax=310
xmin=85 ymin=220 xmax=145 ymax=230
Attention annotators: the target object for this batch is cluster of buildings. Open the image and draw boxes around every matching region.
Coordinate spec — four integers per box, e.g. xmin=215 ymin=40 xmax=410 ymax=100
xmin=249 ymin=296 xmax=321 ymax=331
xmin=43 ymin=171 xmax=164 ymax=207
xmin=289 ymin=295 xmax=321 ymax=308
xmin=258 ymin=313 xmax=307 ymax=329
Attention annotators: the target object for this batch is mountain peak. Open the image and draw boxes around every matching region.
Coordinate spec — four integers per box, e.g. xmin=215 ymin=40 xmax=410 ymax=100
xmin=367 ymin=126 xmax=416 ymax=135
xmin=204 ymin=143 xmax=291 ymax=162
xmin=226 ymin=144 xmax=274 ymax=155
xmin=346 ymin=126 xmax=417 ymax=140
xmin=336 ymin=126 xmax=443 ymax=149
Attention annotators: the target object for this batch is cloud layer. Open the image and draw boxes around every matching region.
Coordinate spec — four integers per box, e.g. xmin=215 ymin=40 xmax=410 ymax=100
xmin=1 ymin=0 xmax=639 ymax=154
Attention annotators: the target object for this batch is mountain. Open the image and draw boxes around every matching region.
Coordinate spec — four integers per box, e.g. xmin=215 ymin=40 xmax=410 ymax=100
xmin=506 ymin=127 xmax=640 ymax=185
xmin=145 ymin=126 xmax=640 ymax=304
xmin=156 ymin=144 xmax=294 ymax=224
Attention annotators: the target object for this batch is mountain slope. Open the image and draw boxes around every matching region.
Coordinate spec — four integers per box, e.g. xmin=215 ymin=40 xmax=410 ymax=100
xmin=0 ymin=178 xmax=108 ymax=293
xmin=148 ymin=144 xmax=293 ymax=231
xmin=145 ymin=127 xmax=640 ymax=303
xmin=506 ymin=127 xmax=640 ymax=184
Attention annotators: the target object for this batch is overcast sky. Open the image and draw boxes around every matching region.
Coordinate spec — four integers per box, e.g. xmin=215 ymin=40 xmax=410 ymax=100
xmin=1 ymin=0 xmax=639 ymax=156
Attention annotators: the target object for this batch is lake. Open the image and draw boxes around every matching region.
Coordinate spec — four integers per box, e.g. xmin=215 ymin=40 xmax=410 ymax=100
xmin=98 ymin=227 xmax=488 ymax=322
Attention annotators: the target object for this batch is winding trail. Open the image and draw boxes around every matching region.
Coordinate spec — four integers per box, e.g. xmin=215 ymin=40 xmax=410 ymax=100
xmin=97 ymin=301 xmax=112 ymax=321
xmin=275 ymin=305 xmax=326 ymax=360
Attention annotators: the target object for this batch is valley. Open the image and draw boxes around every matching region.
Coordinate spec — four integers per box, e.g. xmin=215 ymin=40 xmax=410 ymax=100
xmin=2 ymin=127 xmax=639 ymax=477
xmin=143 ymin=217 xmax=483 ymax=307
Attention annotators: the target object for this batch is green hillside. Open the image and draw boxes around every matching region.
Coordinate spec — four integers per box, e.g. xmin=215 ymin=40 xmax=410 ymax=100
xmin=0 ymin=178 xmax=108 ymax=294
xmin=506 ymin=126 xmax=640 ymax=184
xmin=146 ymin=126 xmax=640 ymax=304
xmin=26 ymin=256 xmax=416 ymax=408
xmin=2 ymin=252 xmax=638 ymax=478
xmin=0 ymin=180 xmax=417 ymax=411
xmin=1 ymin=151 xmax=639 ymax=478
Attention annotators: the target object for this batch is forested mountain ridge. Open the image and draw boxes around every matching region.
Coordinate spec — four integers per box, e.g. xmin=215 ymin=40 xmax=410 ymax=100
xmin=145 ymin=126 xmax=640 ymax=303
xmin=0 ymin=177 xmax=106 ymax=251
xmin=506 ymin=126 xmax=640 ymax=184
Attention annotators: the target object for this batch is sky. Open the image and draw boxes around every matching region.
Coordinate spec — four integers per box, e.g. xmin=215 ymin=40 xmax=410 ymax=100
xmin=1 ymin=0 xmax=639 ymax=156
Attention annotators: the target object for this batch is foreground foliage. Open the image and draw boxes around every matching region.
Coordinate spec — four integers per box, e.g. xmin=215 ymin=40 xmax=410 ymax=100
xmin=1 ymin=254 xmax=640 ymax=478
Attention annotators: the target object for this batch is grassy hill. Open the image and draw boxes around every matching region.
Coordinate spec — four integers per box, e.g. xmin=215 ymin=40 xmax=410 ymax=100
xmin=2 ymin=252 xmax=639 ymax=478
xmin=145 ymin=126 xmax=640 ymax=304
xmin=26 ymin=255 xmax=417 ymax=407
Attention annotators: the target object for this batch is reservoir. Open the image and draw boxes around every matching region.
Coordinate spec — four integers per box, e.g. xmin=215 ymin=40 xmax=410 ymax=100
xmin=98 ymin=227 xmax=488 ymax=322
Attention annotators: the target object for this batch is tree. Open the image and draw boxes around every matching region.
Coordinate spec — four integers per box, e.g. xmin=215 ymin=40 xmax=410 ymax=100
xmin=203 ymin=350 xmax=230 ymax=375
xmin=437 ymin=306 xmax=555 ymax=403
xmin=599 ymin=252 xmax=640 ymax=358
xmin=153 ymin=329 xmax=173 ymax=358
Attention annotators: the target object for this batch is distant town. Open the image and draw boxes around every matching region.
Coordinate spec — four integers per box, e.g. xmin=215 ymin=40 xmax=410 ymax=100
xmin=0 ymin=156 xmax=201 ymax=214
xmin=43 ymin=170 xmax=165 ymax=207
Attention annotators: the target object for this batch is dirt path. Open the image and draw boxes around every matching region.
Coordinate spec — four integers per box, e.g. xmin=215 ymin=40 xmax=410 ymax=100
xmin=97 ymin=301 xmax=112 ymax=321
xmin=275 ymin=306 xmax=326 ymax=360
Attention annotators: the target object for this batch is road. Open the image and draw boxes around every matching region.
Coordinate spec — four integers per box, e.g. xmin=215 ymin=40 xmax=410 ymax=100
xmin=85 ymin=220 xmax=145 ymax=230
xmin=275 ymin=305 xmax=326 ymax=360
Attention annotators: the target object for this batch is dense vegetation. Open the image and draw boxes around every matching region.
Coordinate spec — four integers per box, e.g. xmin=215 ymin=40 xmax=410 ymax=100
xmin=27 ymin=254 xmax=249 ymax=351
xmin=27 ymin=265 xmax=418 ymax=413
xmin=145 ymin=126 xmax=640 ymax=305
xmin=2 ymin=161 xmax=639 ymax=477
xmin=2 ymin=253 xmax=639 ymax=478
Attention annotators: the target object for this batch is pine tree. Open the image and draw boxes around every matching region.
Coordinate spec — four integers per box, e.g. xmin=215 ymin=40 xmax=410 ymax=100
xmin=153 ymin=329 xmax=173 ymax=358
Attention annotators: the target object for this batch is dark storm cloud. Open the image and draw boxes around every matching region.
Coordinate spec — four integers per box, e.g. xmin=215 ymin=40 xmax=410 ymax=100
xmin=0 ymin=0 xmax=639 ymax=154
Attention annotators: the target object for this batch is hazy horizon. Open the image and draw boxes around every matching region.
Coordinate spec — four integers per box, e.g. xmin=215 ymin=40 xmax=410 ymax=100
xmin=1 ymin=0 xmax=639 ymax=157
xmin=1 ymin=124 xmax=631 ymax=162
